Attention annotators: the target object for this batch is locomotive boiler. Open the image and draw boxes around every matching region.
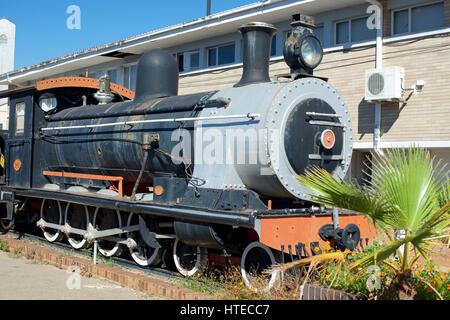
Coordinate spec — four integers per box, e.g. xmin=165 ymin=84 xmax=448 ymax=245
xmin=0 ymin=17 xmax=375 ymax=289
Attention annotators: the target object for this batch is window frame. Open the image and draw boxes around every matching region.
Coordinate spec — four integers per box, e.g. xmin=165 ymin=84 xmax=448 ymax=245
xmin=183 ymin=50 xmax=201 ymax=72
xmin=270 ymin=34 xmax=277 ymax=57
xmin=334 ymin=14 xmax=376 ymax=46
xmin=105 ymin=68 xmax=121 ymax=86
xmin=391 ymin=1 xmax=445 ymax=36
xmin=207 ymin=42 xmax=236 ymax=67
xmin=122 ymin=63 xmax=138 ymax=91
xmin=15 ymin=102 xmax=25 ymax=136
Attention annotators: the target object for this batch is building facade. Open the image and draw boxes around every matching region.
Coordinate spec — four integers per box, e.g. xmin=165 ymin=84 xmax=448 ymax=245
xmin=0 ymin=18 xmax=15 ymax=129
xmin=1 ymin=0 xmax=449 ymax=182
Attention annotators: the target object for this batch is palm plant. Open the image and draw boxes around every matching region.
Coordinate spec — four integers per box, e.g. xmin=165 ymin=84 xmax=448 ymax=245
xmin=296 ymin=147 xmax=449 ymax=299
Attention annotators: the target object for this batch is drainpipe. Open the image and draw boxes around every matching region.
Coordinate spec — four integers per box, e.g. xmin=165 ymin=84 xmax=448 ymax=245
xmin=366 ymin=0 xmax=383 ymax=152
xmin=366 ymin=1 xmax=407 ymax=257
xmin=206 ymin=0 xmax=211 ymax=16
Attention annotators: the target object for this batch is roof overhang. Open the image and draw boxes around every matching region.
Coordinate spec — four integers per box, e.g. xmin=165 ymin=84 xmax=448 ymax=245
xmin=0 ymin=0 xmax=365 ymax=86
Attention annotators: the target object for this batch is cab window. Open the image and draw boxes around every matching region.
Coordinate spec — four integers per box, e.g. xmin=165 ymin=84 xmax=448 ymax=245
xmin=15 ymin=102 xmax=25 ymax=136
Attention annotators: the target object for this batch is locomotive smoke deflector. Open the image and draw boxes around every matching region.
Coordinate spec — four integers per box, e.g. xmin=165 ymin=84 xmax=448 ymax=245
xmin=134 ymin=49 xmax=179 ymax=100
xmin=234 ymin=22 xmax=277 ymax=87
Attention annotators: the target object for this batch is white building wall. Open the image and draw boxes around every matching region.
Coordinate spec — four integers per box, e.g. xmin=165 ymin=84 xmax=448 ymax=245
xmin=0 ymin=18 xmax=15 ymax=130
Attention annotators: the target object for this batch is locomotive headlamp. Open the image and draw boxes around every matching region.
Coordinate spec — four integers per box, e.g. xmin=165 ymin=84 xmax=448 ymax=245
xmin=38 ymin=93 xmax=58 ymax=112
xmin=299 ymin=35 xmax=323 ymax=69
xmin=283 ymin=14 xmax=324 ymax=75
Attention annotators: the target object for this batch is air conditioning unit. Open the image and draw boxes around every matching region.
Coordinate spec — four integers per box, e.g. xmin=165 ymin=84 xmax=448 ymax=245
xmin=365 ymin=67 xmax=405 ymax=102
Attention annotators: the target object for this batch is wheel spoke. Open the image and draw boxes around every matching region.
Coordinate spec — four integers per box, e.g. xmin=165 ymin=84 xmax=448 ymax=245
xmin=93 ymin=208 xmax=123 ymax=257
xmin=241 ymin=241 xmax=281 ymax=292
xmin=40 ymin=199 xmax=63 ymax=243
xmin=65 ymin=203 xmax=90 ymax=250
xmin=126 ymin=213 xmax=162 ymax=267
xmin=173 ymin=239 xmax=208 ymax=277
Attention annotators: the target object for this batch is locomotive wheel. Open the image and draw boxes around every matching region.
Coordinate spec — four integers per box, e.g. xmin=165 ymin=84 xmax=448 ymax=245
xmin=93 ymin=208 xmax=123 ymax=257
xmin=0 ymin=219 xmax=14 ymax=234
xmin=40 ymin=199 xmax=64 ymax=243
xmin=65 ymin=203 xmax=90 ymax=250
xmin=126 ymin=213 xmax=162 ymax=267
xmin=173 ymin=239 xmax=208 ymax=277
xmin=241 ymin=241 xmax=281 ymax=292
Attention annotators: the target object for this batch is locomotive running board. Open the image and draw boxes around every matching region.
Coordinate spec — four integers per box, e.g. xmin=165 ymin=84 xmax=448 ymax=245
xmin=5 ymin=187 xmax=255 ymax=228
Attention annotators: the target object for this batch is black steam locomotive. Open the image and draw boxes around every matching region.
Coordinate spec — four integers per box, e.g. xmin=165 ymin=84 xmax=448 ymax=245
xmin=0 ymin=17 xmax=372 ymax=289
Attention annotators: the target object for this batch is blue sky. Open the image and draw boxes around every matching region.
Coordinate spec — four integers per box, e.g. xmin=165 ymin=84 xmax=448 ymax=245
xmin=2 ymin=0 xmax=259 ymax=70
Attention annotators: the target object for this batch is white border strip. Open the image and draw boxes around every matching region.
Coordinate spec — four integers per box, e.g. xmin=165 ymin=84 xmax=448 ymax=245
xmin=353 ymin=140 xmax=450 ymax=149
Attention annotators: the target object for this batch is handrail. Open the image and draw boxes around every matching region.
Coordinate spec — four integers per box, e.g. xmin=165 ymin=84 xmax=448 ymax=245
xmin=43 ymin=171 xmax=124 ymax=198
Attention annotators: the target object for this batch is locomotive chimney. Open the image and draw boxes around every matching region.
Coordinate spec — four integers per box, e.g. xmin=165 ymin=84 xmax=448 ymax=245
xmin=134 ymin=49 xmax=179 ymax=100
xmin=235 ymin=22 xmax=277 ymax=87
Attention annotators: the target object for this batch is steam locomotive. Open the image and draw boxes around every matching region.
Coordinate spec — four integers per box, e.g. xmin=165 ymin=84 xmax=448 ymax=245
xmin=0 ymin=18 xmax=375 ymax=289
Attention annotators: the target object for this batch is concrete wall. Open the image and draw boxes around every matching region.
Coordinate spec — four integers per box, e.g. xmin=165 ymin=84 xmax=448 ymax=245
xmin=0 ymin=18 xmax=15 ymax=130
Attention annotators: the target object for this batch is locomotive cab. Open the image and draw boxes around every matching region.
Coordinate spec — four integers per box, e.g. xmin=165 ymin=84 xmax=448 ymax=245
xmin=2 ymin=89 xmax=37 ymax=189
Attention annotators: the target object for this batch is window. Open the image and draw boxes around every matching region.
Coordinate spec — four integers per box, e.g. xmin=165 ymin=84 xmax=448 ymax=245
xmin=393 ymin=2 xmax=445 ymax=35
xmin=174 ymin=53 xmax=184 ymax=72
xmin=335 ymin=16 xmax=376 ymax=45
xmin=208 ymin=43 xmax=235 ymax=67
xmin=186 ymin=51 xmax=200 ymax=71
xmin=271 ymin=35 xmax=277 ymax=56
xmin=351 ymin=152 xmax=373 ymax=186
xmin=90 ymin=72 xmax=100 ymax=79
xmin=336 ymin=21 xmax=349 ymax=44
xmin=107 ymin=69 xmax=119 ymax=85
xmin=123 ymin=65 xmax=137 ymax=91
xmin=15 ymin=102 xmax=25 ymax=136
xmin=245 ymin=36 xmax=276 ymax=58
xmin=314 ymin=26 xmax=324 ymax=46
xmin=174 ymin=50 xmax=200 ymax=72
xmin=393 ymin=9 xmax=409 ymax=35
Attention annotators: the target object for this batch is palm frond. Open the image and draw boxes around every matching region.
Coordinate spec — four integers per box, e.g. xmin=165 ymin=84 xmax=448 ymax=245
xmin=349 ymin=202 xmax=449 ymax=271
xmin=296 ymin=147 xmax=449 ymax=275
xmin=272 ymin=252 xmax=344 ymax=273
xmin=297 ymin=167 xmax=390 ymax=224
xmin=368 ymin=148 xmax=445 ymax=233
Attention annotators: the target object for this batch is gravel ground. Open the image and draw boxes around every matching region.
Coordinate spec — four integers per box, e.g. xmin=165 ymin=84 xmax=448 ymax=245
xmin=0 ymin=251 xmax=163 ymax=300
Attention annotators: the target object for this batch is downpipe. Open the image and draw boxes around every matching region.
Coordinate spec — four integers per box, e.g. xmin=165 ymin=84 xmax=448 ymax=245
xmin=366 ymin=0 xmax=383 ymax=153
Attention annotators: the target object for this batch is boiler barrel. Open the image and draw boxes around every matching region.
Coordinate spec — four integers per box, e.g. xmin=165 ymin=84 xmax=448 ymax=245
xmin=41 ymin=92 xmax=214 ymax=186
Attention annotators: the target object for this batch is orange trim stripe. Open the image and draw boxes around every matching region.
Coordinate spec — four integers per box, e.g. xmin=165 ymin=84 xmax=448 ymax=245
xmin=36 ymin=77 xmax=135 ymax=100
xmin=43 ymin=171 xmax=124 ymax=198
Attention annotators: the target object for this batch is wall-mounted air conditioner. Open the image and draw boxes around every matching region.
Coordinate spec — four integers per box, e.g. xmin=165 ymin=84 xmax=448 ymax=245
xmin=365 ymin=67 xmax=405 ymax=102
